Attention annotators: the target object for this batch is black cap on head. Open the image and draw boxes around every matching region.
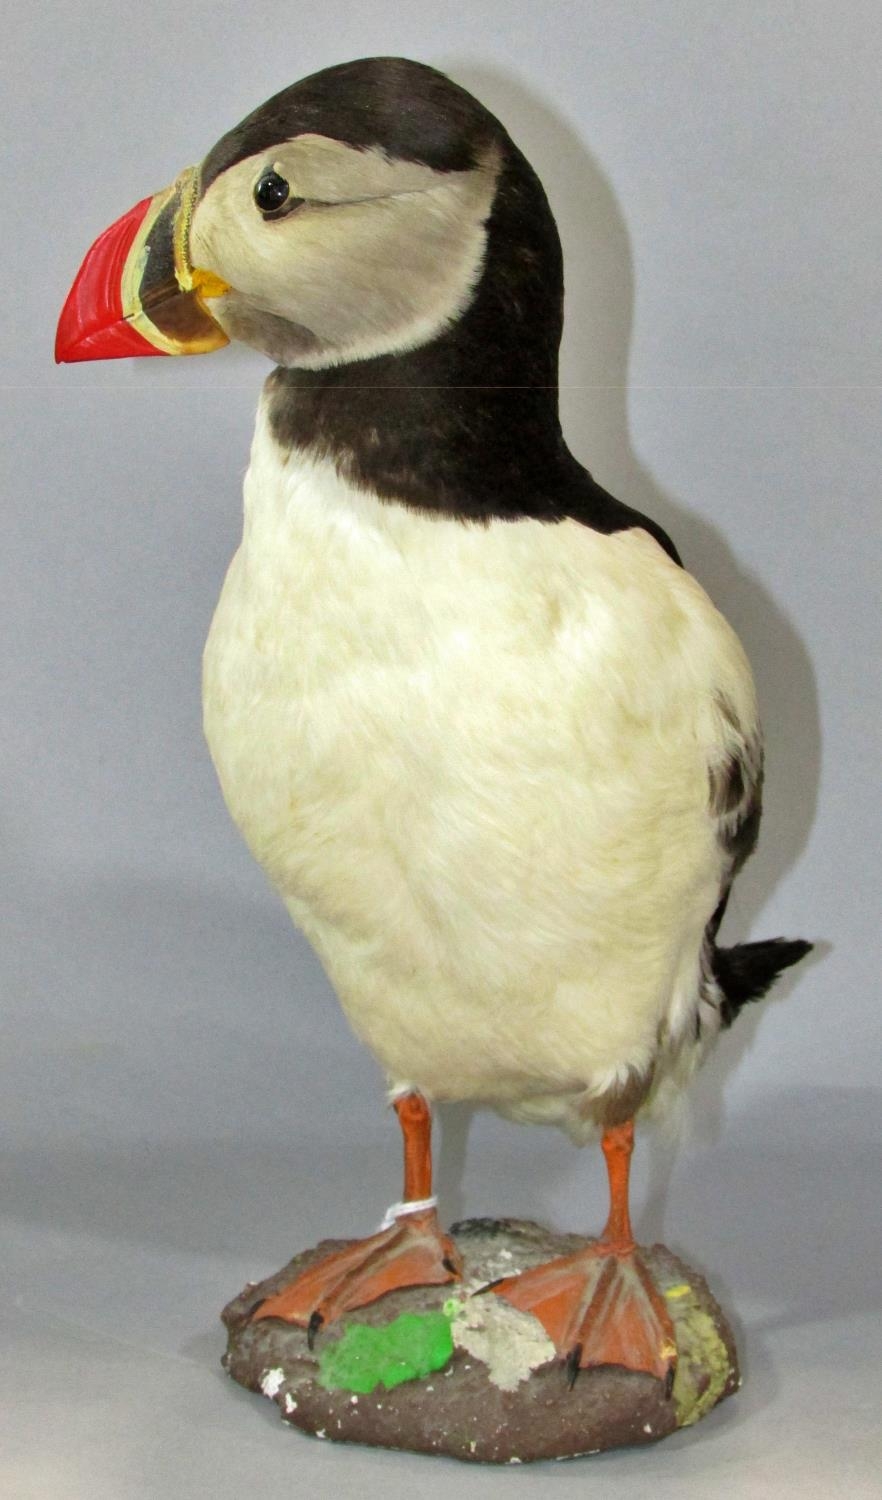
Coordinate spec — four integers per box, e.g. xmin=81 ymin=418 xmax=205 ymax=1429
xmin=201 ymin=57 xmax=502 ymax=190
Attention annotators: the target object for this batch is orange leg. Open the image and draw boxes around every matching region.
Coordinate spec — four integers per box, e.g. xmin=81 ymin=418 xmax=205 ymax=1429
xmin=250 ymin=1093 xmax=461 ymax=1340
xmin=494 ymin=1120 xmax=677 ymax=1386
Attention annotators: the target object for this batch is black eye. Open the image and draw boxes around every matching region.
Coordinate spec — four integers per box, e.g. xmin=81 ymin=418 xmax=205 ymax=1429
xmin=254 ymin=171 xmax=291 ymax=213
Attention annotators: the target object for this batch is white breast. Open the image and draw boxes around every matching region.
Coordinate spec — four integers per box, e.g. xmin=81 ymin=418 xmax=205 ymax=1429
xmin=203 ymin=398 xmax=758 ymax=1127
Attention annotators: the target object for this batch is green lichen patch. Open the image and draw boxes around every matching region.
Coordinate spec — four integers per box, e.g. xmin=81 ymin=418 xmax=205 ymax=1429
xmin=317 ymin=1310 xmax=454 ymax=1395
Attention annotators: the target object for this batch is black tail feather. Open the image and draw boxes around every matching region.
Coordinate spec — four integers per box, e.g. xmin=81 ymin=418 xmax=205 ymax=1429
xmin=713 ymin=937 xmax=813 ymax=1028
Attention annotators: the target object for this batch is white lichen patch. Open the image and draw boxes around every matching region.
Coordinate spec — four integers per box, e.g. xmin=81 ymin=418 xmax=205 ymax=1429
xmin=448 ymin=1293 xmax=556 ymax=1392
xmin=478 ymin=1247 xmax=522 ymax=1282
xmin=284 ymin=1393 xmax=298 ymax=1415
xmin=260 ymin=1367 xmax=285 ymax=1399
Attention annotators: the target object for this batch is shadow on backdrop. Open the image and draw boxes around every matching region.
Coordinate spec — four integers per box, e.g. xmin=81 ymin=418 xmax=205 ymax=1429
xmin=439 ymin=58 xmax=822 ymax=1217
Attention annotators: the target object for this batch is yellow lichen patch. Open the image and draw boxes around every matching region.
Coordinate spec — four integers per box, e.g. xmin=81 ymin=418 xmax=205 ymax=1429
xmin=669 ymin=1293 xmax=732 ymax=1427
xmin=664 ymin=1283 xmax=692 ymax=1300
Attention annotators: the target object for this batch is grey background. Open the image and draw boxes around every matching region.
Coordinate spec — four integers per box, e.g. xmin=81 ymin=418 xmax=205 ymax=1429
xmin=2 ymin=1 xmax=880 ymax=1495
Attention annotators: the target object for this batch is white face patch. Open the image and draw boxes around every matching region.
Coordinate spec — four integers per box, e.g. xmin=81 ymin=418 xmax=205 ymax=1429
xmin=189 ymin=134 xmax=501 ymax=367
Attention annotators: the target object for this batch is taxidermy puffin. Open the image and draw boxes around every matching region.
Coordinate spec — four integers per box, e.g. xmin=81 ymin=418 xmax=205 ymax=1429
xmin=57 ymin=57 xmax=810 ymax=1385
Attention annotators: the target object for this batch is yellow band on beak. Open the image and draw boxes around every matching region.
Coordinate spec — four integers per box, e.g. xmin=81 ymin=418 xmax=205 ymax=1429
xmin=120 ymin=166 xmax=230 ymax=356
xmin=172 ymin=168 xmax=231 ymax=299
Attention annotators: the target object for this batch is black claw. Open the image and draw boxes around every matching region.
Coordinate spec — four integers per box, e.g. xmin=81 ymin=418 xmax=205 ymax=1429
xmin=306 ymin=1310 xmax=324 ymax=1351
xmin=442 ymin=1256 xmax=458 ymax=1275
xmin=473 ymin=1276 xmax=506 ymax=1295
xmin=566 ymin=1343 xmax=583 ymax=1389
xmin=663 ymin=1363 xmax=676 ymax=1400
xmin=245 ymin=1296 xmax=267 ymax=1322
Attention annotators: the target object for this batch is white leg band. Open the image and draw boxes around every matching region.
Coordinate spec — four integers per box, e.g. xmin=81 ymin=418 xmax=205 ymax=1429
xmin=376 ymin=1195 xmax=438 ymax=1233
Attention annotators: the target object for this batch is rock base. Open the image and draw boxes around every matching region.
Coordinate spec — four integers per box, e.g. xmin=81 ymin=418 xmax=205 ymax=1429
xmin=222 ymin=1217 xmax=740 ymax=1465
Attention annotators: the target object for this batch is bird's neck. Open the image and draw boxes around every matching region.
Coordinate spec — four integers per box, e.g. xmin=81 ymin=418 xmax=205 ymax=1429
xmin=263 ymin=337 xmax=574 ymax=522
xmin=260 ymin=325 xmax=680 ymax=564
xmin=263 ymin=144 xmax=577 ymax=525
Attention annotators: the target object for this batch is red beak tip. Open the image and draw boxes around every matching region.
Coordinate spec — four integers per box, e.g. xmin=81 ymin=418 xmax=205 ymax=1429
xmin=56 ymin=195 xmax=168 ymax=364
xmin=54 ymin=329 xmax=78 ymax=364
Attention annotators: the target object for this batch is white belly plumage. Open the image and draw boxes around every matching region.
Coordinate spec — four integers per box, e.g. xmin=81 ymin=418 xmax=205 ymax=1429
xmin=202 ymin=400 xmax=758 ymax=1132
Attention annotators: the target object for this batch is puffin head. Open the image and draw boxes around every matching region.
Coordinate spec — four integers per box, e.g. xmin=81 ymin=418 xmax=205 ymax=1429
xmin=56 ymin=57 xmax=560 ymax=374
